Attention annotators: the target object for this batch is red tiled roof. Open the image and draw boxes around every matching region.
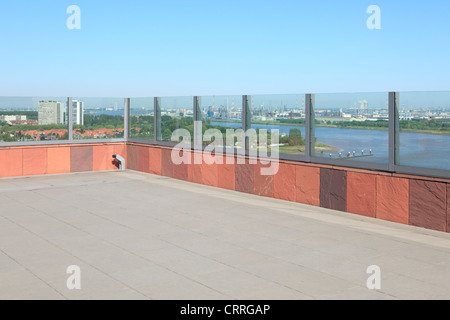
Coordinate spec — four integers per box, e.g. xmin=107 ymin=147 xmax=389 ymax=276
xmin=15 ymin=127 xmax=133 ymax=140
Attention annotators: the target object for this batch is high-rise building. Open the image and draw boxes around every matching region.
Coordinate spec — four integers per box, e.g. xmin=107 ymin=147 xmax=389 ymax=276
xmin=38 ymin=101 xmax=62 ymax=125
xmin=72 ymin=100 xmax=84 ymax=125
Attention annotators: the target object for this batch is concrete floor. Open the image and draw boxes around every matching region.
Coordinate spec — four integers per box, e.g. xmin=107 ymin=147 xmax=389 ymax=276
xmin=1 ymin=170 xmax=450 ymax=300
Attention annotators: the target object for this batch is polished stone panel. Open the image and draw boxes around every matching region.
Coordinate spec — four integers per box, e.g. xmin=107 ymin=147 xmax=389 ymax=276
xmin=138 ymin=147 xmax=150 ymax=173
xmin=218 ymin=156 xmax=235 ymax=191
xmin=409 ymin=180 xmax=447 ymax=232
xmin=202 ymin=161 xmax=219 ymax=187
xmin=127 ymin=145 xmax=139 ymax=171
xmin=273 ymin=163 xmax=296 ymax=201
xmin=0 ymin=149 xmax=23 ymax=178
xmin=70 ymin=146 xmax=93 ymax=173
xmin=253 ymin=162 xmax=274 ymax=198
xmin=161 ymin=148 xmax=174 ymax=178
xmin=23 ymin=148 xmax=47 ymax=176
xmin=347 ymin=172 xmax=376 ymax=218
xmin=376 ymin=176 xmax=409 ymax=225
xmin=173 ymin=150 xmax=189 ymax=181
xmin=48 ymin=147 xmax=71 ymax=174
xmin=320 ymin=168 xmax=347 ymax=212
xmin=296 ymin=166 xmax=320 ymax=206
xmin=235 ymin=162 xmax=254 ymax=194
xmin=148 ymin=148 xmax=162 ymax=175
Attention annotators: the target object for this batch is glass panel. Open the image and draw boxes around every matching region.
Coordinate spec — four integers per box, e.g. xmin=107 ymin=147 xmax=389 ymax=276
xmin=312 ymin=92 xmax=389 ymax=163
xmin=0 ymin=96 xmax=68 ymax=142
xmin=199 ymin=95 xmax=243 ymax=149
xmin=73 ymin=97 xmax=124 ymax=139
xmin=130 ymin=98 xmax=154 ymax=140
xmin=159 ymin=96 xmax=193 ymax=143
xmin=399 ymin=91 xmax=450 ymax=170
xmin=250 ymin=94 xmax=305 ymax=155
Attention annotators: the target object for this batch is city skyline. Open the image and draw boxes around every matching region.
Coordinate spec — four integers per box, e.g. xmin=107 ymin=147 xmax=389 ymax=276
xmin=1 ymin=91 xmax=450 ymax=110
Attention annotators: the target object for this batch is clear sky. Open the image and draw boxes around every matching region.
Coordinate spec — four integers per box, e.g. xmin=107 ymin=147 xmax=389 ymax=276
xmin=0 ymin=0 xmax=449 ymax=98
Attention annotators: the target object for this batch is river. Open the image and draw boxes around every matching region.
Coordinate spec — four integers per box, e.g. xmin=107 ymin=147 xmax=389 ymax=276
xmin=210 ymin=121 xmax=450 ymax=170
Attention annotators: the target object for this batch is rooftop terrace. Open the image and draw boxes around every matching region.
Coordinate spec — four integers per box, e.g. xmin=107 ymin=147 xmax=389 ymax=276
xmin=1 ymin=170 xmax=450 ymax=300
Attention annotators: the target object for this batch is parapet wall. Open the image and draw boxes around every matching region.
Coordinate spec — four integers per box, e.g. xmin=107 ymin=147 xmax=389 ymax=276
xmin=127 ymin=143 xmax=450 ymax=233
xmin=0 ymin=143 xmax=126 ymax=177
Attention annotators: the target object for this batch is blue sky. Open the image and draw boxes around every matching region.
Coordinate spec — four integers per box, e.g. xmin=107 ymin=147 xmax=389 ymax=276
xmin=0 ymin=0 xmax=449 ymax=97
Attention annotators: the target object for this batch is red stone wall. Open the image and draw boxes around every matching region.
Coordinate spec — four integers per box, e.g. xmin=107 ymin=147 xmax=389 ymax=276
xmin=0 ymin=143 xmax=126 ymax=178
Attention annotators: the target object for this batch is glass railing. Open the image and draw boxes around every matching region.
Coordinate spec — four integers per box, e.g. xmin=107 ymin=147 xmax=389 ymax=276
xmin=199 ymin=95 xmax=243 ymax=150
xmin=158 ymin=96 xmax=193 ymax=143
xmin=130 ymin=98 xmax=154 ymax=140
xmin=0 ymin=96 xmax=69 ymax=142
xmin=73 ymin=97 xmax=124 ymax=139
xmin=0 ymin=92 xmax=449 ymax=178
xmin=398 ymin=91 xmax=450 ymax=171
xmin=312 ymin=92 xmax=389 ymax=164
xmin=250 ymin=94 xmax=306 ymax=156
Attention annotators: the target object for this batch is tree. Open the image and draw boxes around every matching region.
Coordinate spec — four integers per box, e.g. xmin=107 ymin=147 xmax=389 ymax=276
xmin=162 ymin=128 xmax=172 ymax=140
xmin=288 ymin=128 xmax=304 ymax=146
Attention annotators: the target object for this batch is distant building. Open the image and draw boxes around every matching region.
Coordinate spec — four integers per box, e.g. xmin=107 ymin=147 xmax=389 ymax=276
xmin=359 ymin=100 xmax=369 ymax=109
xmin=11 ymin=120 xmax=38 ymax=125
xmin=0 ymin=115 xmax=26 ymax=122
xmin=72 ymin=100 xmax=84 ymax=125
xmin=0 ymin=115 xmax=38 ymax=126
xmin=38 ymin=101 xmax=62 ymax=125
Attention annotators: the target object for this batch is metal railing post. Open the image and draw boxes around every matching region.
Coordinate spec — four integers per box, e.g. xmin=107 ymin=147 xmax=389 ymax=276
xmin=193 ymin=96 xmax=202 ymax=149
xmin=242 ymin=95 xmax=251 ymax=150
xmin=124 ymin=98 xmax=130 ymax=140
xmin=154 ymin=97 xmax=161 ymax=141
xmin=389 ymin=92 xmax=400 ymax=172
xmin=305 ymin=93 xmax=315 ymax=161
xmin=67 ymin=97 xmax=73 ymax=141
